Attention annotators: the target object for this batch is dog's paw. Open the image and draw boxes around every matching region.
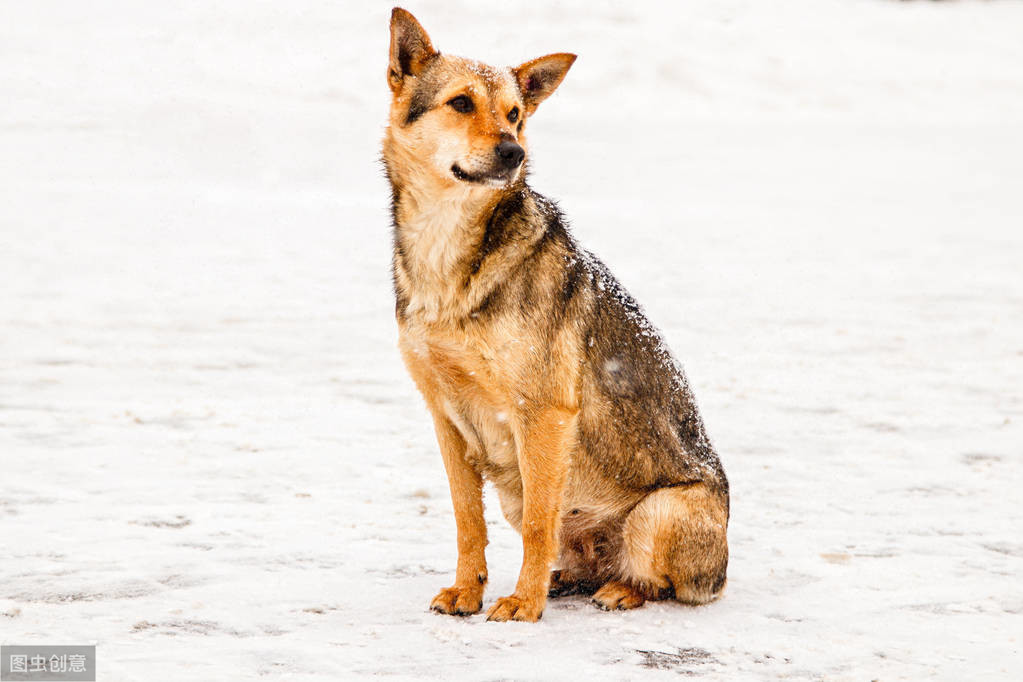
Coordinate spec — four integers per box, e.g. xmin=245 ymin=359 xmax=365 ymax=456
xmin=591 ymin=581 xmax=646 ymax=611
xmin=485 ymin=594 xmax=544 ymax=622
xmin=430 ymin=586 xmax=483 ymax=616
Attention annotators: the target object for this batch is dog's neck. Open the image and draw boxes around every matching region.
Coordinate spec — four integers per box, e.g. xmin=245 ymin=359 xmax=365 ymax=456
xmin=394 ymin=177 xmax=496 ymax=275
xmin=384 ymin=149 xmax=507 ymax=320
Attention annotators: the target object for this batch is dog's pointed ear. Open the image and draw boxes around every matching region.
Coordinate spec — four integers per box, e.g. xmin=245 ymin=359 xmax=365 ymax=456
xmin=388 ymin=8 xmax=437 ymax=93
xmin=513 ymin=53 xmax=576 ymax=115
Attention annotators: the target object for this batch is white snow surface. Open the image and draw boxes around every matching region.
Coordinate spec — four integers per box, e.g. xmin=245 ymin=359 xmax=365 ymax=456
xmin=2 ymin=1 xmax=1022 ymax=679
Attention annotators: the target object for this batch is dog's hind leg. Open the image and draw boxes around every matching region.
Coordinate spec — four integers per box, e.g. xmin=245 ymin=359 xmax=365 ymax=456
xmin=592 ymin=482 xmax=728 ymax=610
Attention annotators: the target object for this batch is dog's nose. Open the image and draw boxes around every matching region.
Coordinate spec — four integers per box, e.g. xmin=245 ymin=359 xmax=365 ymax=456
xmin=495 ymin=141 xmax=525 ymax=169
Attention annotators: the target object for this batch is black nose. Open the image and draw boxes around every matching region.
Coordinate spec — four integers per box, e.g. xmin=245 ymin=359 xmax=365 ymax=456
xmin=495 ymin=141 xmax=525 ymax=169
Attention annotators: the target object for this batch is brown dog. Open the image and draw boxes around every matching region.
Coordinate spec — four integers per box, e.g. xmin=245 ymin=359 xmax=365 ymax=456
xmin=381 ymin=8 xmax=729 ymax=622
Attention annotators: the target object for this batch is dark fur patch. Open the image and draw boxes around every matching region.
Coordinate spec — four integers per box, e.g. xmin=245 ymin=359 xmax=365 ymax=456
xmin=467 ymin=284 xmax=503 ymax=320
xmin=522 ymin=68 xmax=556 ymax=99
xmin=397 ymin=49 xmax=413 ymax=78
xmin=404 ymin=58 xmax=441 ymax=125
xmin=468 ymin=189 xmax=527 ymax=275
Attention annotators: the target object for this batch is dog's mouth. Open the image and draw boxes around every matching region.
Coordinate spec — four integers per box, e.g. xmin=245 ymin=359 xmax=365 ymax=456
xmin=451 ymin=164 xmax=516 ymax=187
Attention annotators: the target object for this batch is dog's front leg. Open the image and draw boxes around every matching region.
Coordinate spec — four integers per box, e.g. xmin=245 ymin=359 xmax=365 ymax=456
xmin=487 ymin=408 xmax=575 ymax=622
xmin=429 ymin=413 xmax=489 ymax=616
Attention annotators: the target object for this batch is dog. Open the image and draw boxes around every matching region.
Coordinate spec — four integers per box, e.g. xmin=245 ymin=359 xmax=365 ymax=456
xmin=381 ymin=7 xmax=729 ymax=622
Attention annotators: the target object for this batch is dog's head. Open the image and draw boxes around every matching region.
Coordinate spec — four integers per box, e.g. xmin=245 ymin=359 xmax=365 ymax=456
xmin=384 ymin=8 xmax=575 ymax=189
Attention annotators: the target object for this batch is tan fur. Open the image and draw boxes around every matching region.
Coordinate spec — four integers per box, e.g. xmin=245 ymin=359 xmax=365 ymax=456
xmin=619 ymin=483 xmax=729 ymax=604
xmin=382 ymin=8 xmax=729 ymax=622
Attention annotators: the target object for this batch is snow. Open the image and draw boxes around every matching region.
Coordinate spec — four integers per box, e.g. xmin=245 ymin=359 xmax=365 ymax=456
xmin=2 ymin=0 xmax=1022 ymax=679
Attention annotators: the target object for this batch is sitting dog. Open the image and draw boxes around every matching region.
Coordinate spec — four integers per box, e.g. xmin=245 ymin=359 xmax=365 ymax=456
xmin=381 ymin=8 xmax=729 ymax=622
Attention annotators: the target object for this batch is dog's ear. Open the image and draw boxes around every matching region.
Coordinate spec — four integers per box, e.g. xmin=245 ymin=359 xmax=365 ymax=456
xmin=388 ymin=8 xmax=437 ymax=93
xmin=513 ymin=53 xmax=576 ymax=115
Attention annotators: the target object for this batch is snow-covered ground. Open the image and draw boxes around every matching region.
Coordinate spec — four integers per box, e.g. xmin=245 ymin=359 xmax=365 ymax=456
xmin=2 ymin=1 xmax=1022 ymax=679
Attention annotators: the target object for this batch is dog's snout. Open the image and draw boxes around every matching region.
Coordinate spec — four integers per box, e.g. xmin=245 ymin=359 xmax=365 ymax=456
xmin=495 ymin=141 xmax=525 ymax=169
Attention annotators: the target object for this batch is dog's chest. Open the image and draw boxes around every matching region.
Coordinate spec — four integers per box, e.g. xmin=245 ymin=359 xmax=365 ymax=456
xmin=399 ymin=323 xmax=522 ymax=473
xmin=401 ymin=201 xmax=467 ymax=281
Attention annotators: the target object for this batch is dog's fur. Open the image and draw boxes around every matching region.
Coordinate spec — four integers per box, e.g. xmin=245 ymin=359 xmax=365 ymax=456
xmin=381 ymin=8 xmax=729 ymax=622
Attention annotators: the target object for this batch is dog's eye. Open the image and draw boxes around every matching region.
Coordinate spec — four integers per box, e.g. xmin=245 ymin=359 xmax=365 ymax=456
xmin=447 ymin=95 xmax=474 ymax=114
xmin=507 ymin=107 xmax=520 ymax=123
